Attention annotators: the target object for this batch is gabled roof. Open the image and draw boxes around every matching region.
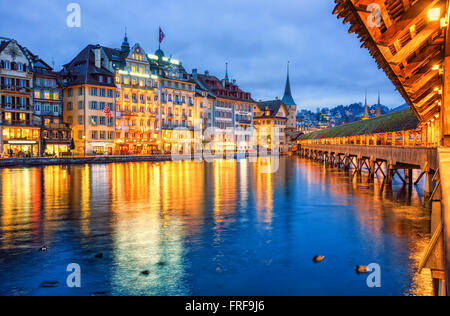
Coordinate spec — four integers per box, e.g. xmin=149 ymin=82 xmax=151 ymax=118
xmin=62 ymin=45 xmax=116 ymax=87
xmin=255 ymin=100 xmax=288 ymax=119
xmin=195 ymin=73 xmax=255 ymax=103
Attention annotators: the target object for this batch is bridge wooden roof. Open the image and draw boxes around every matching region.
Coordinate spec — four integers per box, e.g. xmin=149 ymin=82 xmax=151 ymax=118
xmin=333 ymin=0 xmax=446 ymax=124
xmin=298 ymin=108 xmax=419 ymax=140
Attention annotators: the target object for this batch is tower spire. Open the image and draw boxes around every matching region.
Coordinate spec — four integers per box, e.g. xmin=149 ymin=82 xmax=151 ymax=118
xmin=225 ymin=62 xmax=229 ymax=81
xmin=363 ymin=90 xmax=369 ymax=120
xmin=376 ymin=91 xmax=382 ymax=117
xmin=121 ymin=28 xmax=130 ymax=54
xmin=282 ymin=61 xmax=296 ymax=105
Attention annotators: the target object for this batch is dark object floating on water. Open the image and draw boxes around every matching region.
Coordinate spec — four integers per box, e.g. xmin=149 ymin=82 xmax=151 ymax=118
xmin=141 ymin=270 xmax=150 ymax=276
xmin=39 ymin=246 xmax=48 ymax=252
xmin=157 ymin=262 xmax=167 ymax=266
xmin=313 ymin=255 xmax=325 ymax=263
xmin=355 ymin=265 xmax=369 ymax=274
xmin=92 ymin=291 xmax=109 ymax=296
xmin=40 ymin=281 xmax=59 ymax=288
xmin=95 ymin=253 xmax=103 ymax=259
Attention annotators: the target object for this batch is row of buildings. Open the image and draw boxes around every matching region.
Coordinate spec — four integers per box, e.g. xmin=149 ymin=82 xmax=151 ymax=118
xmin=0 ymin=35 xmax=297 ymax=157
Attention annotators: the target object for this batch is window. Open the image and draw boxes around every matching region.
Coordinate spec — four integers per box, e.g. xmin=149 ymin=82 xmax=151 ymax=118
xmin=78 ymin=101 xmax=84 ymax=109
xmin=90 ymin=101 xmax=98 ymax=110
xmin=99 ymin=89 xmax=105 ymax=97
xmin=99 ymin=117 xmax=106 ymax=125
xmin=67 ymin=102 xmax=73 ymax=110
xmin=91 ymin=131 xmax=98 ymax=139
xmin=79 ymin=87 xmax=83 ymax=96
xmin=107 ymin=90 xmax=113 ymax=98
xmin=68 ymin=116 xmax=73 ymax=124
xmin=78 ymin=131 xmax=83 ymax=139
xmin=99 ymin=102 xmax=105 ymax=110
xmin=90 ymin=88 xmax=97 ymax=96
xmin=78 ymin=115 xmax=84 ymax=125
xmin=90 ymin=116 xmax=98 ymax=125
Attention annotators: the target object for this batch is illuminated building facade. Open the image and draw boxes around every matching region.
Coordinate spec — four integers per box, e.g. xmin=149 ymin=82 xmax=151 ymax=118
xmin=254 ymin=99 xmax=288 ymax=150
xmin=193 ymin=70 xmax=255 ymax=151
xmin=105 ymin=36 xmax=160 ymax=155
xmin=61 ymin=45 xmax=116 ymax=155
xmin=0 ymin=38 xmax=40 ymax=157
xmin=32 ymin=59 xmax=71 ymax=156
xmin=148 ymin=48 xmax=196 ymax=153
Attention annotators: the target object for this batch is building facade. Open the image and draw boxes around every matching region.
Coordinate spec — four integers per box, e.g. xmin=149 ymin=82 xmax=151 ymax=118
xmin=61 ymin=45 xmax=116 ymax=155
xmin=32 ymin=59 xmax=71 ymax=156
xmin=254 ymin=99 xmax=289 ymax=150
xmin=148 ymin=48 xmax=197 ymax=153
xmin=193 ymin=70 xmax=255 ymax=151
xmin=104 ymin=37 xmax=160 ymax=155
xmin=0 ymin=38 xmax=40 ymax=157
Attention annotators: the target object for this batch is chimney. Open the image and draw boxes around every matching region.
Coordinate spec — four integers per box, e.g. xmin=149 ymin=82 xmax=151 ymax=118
xmin=192 ymin=69 xmax=198 ymax=79
xmin=94 ymin=46 xmax=101 ymax=68
xmin=205 ymin=70 xmax=209 ymax=76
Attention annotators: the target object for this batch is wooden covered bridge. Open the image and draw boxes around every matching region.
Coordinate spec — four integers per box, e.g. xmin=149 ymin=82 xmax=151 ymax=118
xmin=296 ymin=0 xmax=450 ymax=296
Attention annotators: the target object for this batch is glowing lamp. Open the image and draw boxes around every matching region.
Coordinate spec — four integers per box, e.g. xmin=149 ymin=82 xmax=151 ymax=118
xmin=432 ymin=64 xmax=440 ymax=71
xmin=428 ymin=8 xmax=441 ymax=22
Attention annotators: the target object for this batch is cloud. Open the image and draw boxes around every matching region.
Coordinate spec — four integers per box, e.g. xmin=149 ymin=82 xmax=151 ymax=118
xmin=0 ymin=0 xmax=405 ymax=109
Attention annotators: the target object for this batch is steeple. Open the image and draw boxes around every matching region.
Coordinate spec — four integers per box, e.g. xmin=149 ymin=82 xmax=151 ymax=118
xmin=282 ymin=62 xmax=296 ymax=105
xmin=225 ymin=62 xmax=229 ymax=81
xmin=376 ymin=91 xmax=382 ymax=117
xmin=362 ymin=91 xmax=369 ymax=120
xmin=121 ymin=30 xmax=130 ymax=54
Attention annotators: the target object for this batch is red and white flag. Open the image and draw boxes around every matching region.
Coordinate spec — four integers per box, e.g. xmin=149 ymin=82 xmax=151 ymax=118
xmin=159 ymin=27 xmax=165 ymax=44
xmin=104 ymin=104 xmax=113 ymax=119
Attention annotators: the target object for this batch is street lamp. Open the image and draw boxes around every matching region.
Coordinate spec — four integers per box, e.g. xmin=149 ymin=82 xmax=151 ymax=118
xmin=82 ymin=135 xmax=86 ymax=157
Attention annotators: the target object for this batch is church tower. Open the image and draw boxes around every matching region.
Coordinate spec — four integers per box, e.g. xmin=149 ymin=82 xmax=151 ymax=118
xmin=282 ymin=62 xmax=297 ymax=131
xmin=376 ymin=92 xmax=382 ymax=117
xmin=362 ymin=91 xmax=369 ymax=120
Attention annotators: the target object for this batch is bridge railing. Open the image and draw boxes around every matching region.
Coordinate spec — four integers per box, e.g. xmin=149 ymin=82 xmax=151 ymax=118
xmin=297 ymin=127 xmax=440 ymax=148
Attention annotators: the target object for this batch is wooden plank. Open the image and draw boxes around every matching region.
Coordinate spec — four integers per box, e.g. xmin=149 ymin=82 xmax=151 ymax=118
xmin=388 ymin=23 xmax=440 ymax=64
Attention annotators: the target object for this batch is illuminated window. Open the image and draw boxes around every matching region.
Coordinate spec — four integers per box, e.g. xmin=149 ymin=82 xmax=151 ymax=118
xmin=124 ymin=77 xmax=130 ymax=85
xmin=34 ymin=91 xmax=40 ymax=98
xmin=139 ymin=67 xmax=144 ymax=74
xmin=44 ymin=92 xmax=50 ymax=99
xmin=132 ymin=65 xmax=137 ymax=73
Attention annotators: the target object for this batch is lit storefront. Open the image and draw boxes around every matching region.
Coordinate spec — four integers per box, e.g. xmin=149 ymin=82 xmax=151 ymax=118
xmin=2 ymin=128 xmax=40 ymax=157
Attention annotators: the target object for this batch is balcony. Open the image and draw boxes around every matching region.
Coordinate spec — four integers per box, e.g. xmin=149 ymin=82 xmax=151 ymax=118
xmin=0 ymin=85 xmax=32 ymax=93
xmin=43 ymin=123 xmax=71 ymax=131
xmin=2 ymin=120 xmax=41 ymax=127
xmin=1 ymin=104 xmax=33 ymax=112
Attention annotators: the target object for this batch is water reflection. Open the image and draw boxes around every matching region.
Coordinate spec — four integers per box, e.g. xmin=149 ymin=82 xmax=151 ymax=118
xmin=0 ymin=157 xmax=432 ymax=296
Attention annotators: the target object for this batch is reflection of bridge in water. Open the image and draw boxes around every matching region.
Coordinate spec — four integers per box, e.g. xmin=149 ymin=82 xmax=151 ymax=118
xmin=295 ymin=0 xmax=450 ymax=296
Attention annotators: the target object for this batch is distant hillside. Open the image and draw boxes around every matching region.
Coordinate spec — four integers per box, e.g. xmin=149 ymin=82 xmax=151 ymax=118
xmin=390 ymin=104 xmax=409 ymax=112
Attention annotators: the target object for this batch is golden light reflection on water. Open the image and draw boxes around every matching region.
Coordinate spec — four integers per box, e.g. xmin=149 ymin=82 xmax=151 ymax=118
xmin=0 ymin=157 xmax=434 ymax=295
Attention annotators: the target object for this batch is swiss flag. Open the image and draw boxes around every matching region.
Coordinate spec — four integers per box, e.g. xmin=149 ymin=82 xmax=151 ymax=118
xmin=159 ymin=27 xmax=165 ymax=44
xmin=104 ymin=104 xmax=113 ymax=119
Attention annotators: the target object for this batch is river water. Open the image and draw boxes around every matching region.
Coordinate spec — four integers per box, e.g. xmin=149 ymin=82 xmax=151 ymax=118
xmin=0 ymin=157 xmax=433 ymax=296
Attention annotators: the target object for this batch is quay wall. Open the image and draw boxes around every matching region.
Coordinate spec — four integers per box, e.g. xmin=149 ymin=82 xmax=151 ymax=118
xmin=0 ymin=155 xmax=172 ymax=168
